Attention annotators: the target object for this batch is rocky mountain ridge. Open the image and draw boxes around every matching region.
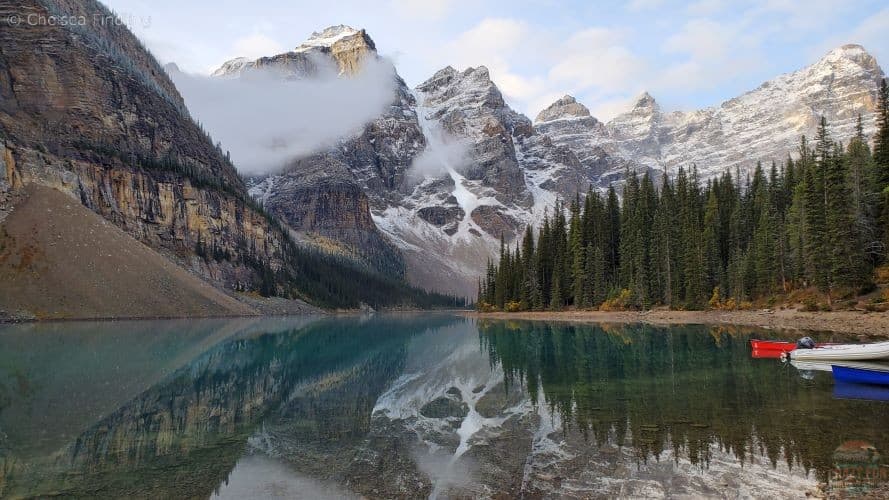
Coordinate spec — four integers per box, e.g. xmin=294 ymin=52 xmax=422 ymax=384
xmin=536 ymin=44 xmax=883 ymax=181
xmin=215 ymin=28 xmax=884 ymax=298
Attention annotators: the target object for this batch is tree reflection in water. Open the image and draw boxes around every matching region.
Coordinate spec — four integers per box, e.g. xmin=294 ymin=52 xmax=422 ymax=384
xmin=477 ymin=320 xmax=889 ymax=489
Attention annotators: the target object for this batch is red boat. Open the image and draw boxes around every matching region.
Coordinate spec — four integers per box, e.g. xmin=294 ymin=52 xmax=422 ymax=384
xmin=749 ymin=339 xmax=832 ymax=352
xmin=750 ymin=349 xmax=784 ymax=359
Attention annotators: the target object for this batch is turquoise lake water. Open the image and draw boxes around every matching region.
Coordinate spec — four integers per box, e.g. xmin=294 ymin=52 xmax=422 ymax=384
xmin=0 ymin=315 xmax=886 ymax=498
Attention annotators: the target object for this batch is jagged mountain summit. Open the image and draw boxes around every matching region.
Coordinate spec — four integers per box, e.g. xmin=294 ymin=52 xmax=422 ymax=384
xmin=213 ymin=25 xmax=377 ymax=79
xmin=537 ymin=44 xmax=883 ymax=180
xmin=212 ymin=27 xmax=884 ymax=298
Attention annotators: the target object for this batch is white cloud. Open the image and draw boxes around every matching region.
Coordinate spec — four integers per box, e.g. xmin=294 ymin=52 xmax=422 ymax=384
xmin=442 ymin=18 xmax=645 ymax=121
xmin=407 ymin=124 xmax=471 ymax=181
xmin=685 ymin=0 xmax=726 ymax=16
xmin=443 ymin=18 xmax=549 ymax=103
xmin=445 ymin=18 xmax=533 ymax=66
xmin=589 ymin=96 xmax=636 ymax=122
xmin=815 ymin=7 xmax=889 ymax=68
xmin=549 ymin=28 xmax=644 ymax=93
xmin=627 ymin=0 xmax=663 ymax=12
xmin=390 ymin=0 xmax=459 ymax=20
xmin=231 ymin=33 xmax=285 ymax=61
xmin=170 ymin=57 xmax=397 ymax=174
xmin=664 ymin=18 xmax=732 ymax=60
xmin=657 ymin=17 xmax=762 ymax=93
xmin=744 ymin=0 xmax=859 ymax=35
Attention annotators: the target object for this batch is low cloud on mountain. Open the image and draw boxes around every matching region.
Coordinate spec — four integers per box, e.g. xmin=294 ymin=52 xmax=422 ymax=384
xmin=407 ymin=122 xmax=471 ymax=182
xmin=170 ymin=57 xmax=397 ymax=174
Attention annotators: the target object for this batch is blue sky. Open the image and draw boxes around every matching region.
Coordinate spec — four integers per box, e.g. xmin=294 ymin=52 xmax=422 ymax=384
xmin=104 ymin=0 xmax=888 ymax=121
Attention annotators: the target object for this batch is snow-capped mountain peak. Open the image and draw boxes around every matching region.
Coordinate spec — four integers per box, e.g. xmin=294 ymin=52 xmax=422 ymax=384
xmin=632 ymin=91 xmax=658 ymax=110
xmin=820 ymin=43 xmax=879 ymax=68
xmin=535 ymin=95 xmax=593 ymax=123
xmin=294 ymin=24 xmax=373 ymax=53
xmin=210 ymin=25 xmax=377 ymax=78
xmin=210 ymin=56 xmax=251 ymax=78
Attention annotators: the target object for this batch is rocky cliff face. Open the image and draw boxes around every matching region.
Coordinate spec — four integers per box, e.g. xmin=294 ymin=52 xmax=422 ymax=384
xmin=249 ymin=152 xmax=405 ymax=276
xmin=0 ymin=0 xmax=300 ymax=296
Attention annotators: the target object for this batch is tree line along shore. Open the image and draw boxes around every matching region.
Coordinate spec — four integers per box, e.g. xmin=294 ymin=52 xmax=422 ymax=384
xmin=478 ymin=81 xmax=889 ymax=316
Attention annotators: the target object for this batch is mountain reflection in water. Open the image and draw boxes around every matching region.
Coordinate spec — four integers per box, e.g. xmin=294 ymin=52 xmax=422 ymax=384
xmin=0 ymin=316 xmax=886 ymax=498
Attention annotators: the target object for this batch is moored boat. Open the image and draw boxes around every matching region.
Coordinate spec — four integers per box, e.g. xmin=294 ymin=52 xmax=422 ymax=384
xmin=749 ymin=339 xmax=832 ymax=352
xmin=751 ymin=349 xmax=783 ymax=359
xmin=832 ymin=364 xmax=889 ymax=386
xmin=833 ymin=381 xmax=889 ymax=402
xmin=788 ymin=341 xmax=889 ymax=361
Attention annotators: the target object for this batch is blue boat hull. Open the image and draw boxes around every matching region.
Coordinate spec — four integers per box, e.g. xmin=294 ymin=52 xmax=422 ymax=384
xmin=833 ymin=381 xmax=889 ymax=402
xmin=832 ymin=365 xmax=889 ymax=386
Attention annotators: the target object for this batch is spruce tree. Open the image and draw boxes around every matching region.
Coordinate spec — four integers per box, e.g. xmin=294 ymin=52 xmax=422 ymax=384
xmin=655 ymin=174 xmax=679 ymax=306
xmin=605 ymin=186 xmax=621 ymax=285
xmin=568 ymin=196 xmax=585 ymax=305
xmin=825 ymin=142 xmax=869 ymax=296
xmin=702 ymin=188 xmax=722 ymax=301
xmin=874 ymin=79 xmax=889 ymax=257
xmin=804 ymin=124 xmax=830 ymax=291
xmin=874 ymin=79 xmax=889 ymax=184
xmin=846 ymin=115 xmax=880 ymax=264
xmin=619 ymin=171 xmax=639 ymax=291
xmin=550 ymin=266 xmax=563 ymax=311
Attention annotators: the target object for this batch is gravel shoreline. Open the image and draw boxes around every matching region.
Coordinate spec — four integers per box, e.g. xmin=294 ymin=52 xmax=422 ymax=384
xmin=465 ymin=309 xmax=889 ymax=340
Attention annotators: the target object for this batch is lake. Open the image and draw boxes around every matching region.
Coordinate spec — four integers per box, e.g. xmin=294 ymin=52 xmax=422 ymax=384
xmin=0 ymin=315 xmax=886 ymax=498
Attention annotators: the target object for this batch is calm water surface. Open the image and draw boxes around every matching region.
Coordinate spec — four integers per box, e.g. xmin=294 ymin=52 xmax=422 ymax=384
xmin=0 ymin=315 xmax=886 ymax=498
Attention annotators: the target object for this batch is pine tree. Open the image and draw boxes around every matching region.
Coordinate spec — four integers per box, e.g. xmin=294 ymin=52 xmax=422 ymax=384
xmin=549 ymin=267 xmax=563 ymax=311
xmin=605 ymin=186 xmax=621 ymax=285
xmin=520 ymin=225 xmax=536 ymax=310
xmin=874 ymin=79 xmax=889 ymax=258
xmin=846 ymin=115 xmax=881 ymax=264
xmin=654 ymin=173 xmax=678 ymax=305
xmin=568 ymin=195 xmax=585 ymax=305
xmin=751 ymin=187 xmax=776 ymax=296
xmin=702 ymin=187 xmax=722 ymax=300
xmin=632 ymin=173 xmax=657 ymax=308
xmin=537 ymin=213 xmax=553 ymax=306
xmin=494 ymin=235 xmax=508 ymax=309
xmin=619 ymin=171 xmax=639 ymax=290
xmin=874 ymin=79 xmax=889 ymax=184
xmin=770 ymin=162 xmax=791 ymax=291
xmin=803 ymin=123 xmax=830 ymax=291
xmin=825 ymin=142 xmax=869 ymax=296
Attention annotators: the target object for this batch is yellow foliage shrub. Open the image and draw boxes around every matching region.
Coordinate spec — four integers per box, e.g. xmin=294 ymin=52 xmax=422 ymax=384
xmin=875 ymin=265 xmax=889 ymax=285
xmin=505 ymin=301 xmax=522 ymax=312
xmin=601 ymin=289 xmax=632 ymax=311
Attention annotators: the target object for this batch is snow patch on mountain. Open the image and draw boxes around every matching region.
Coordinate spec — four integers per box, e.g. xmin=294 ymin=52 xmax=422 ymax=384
xmin=294 ymin=25 xmax=361 ymax=52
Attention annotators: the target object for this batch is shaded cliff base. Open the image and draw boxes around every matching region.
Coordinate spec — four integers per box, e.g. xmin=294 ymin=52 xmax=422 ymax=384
xmin=466 ymin=308 xmax=889 ymax=339
xmin=0 ymin=185 xmax=316 ymax=321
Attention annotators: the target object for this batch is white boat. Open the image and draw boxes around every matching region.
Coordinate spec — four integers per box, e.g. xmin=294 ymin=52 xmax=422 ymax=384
xmin=788 ymin=341 xmax=889 ymax=361
xmin=789 ymin=360 xmax=889 ymax=372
